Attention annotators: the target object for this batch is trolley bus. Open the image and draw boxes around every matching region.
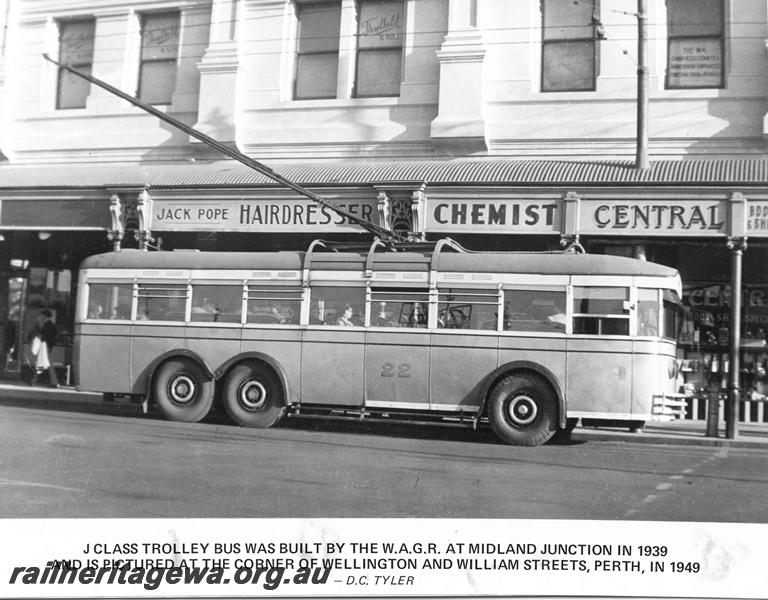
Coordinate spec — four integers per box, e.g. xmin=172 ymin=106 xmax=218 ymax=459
xmin=74 ymin=240 xmax=683 ymax=446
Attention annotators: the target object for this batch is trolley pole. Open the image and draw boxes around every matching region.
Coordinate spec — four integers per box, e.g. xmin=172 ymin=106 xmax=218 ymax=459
xmin=635 ymin=0 xmax=650 ymax=171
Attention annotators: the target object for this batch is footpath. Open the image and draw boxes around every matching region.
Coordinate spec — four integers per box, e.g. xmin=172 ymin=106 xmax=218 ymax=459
xmin=1 ymin=382 xmax=767 ymax=449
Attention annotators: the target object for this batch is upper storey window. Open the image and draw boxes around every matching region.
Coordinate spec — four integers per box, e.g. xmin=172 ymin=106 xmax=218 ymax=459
xmin=666 ymin=0 xmax=724 ymax=89
xmin=293 ymin=0 xmax=404 ymax=100
xmin=354 ymin=0 xmax=404 ymax=97
xmin=295 ymin=2 xmax=341 ymax=99
xmin=138 ymin=11 xmax=181 ymax=105
xmin=56 ymin=19 xmax=95 ymax=109
xmin=541 ymin=0 xmax=597 ymax=92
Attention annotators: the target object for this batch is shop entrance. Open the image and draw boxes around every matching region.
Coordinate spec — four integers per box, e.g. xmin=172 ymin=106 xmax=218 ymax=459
xmin=0 ymin=263 xmax=73 ymax=382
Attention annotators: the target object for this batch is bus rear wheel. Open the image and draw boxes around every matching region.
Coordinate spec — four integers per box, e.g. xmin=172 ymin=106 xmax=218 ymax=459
xmin=487 ymin=373 xmax=557 ymax=446
xmin=222 ymin=362 xmax=285 ymax=428
xmin=152 ymin=358 xmax=214 ymax=423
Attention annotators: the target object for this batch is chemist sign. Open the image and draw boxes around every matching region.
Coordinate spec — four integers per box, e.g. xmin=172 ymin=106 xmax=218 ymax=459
xmin=151 ymin=198 xmax=378 ymax=232
xmin=425 ymin=199 xmax=561 ymax=233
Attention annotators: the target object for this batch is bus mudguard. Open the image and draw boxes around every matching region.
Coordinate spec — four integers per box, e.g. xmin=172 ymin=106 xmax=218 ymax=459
xmin=478 ymin=360 xmax=566 ymax=429
xmin=214 ymin=352 xmax=294 ymax=407
xmin=147 ymin=349 xmax=216 ymax=383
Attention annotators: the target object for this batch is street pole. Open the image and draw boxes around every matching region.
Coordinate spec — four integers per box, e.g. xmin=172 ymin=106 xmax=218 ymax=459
xmin=635 ymin=0 xmax=650 ymax=170
xmin=725 ymin=237 xmax=745 ymax=439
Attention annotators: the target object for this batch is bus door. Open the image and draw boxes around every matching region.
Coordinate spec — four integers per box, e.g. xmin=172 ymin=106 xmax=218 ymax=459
xmin=431 ymin=287 xmax=501 ymax=411
xmin=301 ymin=284 xmax=366 ymax=406
xmin=365 ymin=287 xmax=431 ymax=410
xmin=567 ymin=283 xmax=633 ymax=417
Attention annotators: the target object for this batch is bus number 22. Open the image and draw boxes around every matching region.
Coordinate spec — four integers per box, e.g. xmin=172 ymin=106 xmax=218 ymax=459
xmin=381 ymin=363 xmax=412 ymax=378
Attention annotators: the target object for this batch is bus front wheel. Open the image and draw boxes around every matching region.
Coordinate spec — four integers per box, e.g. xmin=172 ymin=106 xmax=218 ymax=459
xmin=487 ymin=373 xmax=557 ymax=446
xmin=222 ymin=362 xmax=285 ymax=428
xmin=152 ymin=358 xmax=214 ymax=423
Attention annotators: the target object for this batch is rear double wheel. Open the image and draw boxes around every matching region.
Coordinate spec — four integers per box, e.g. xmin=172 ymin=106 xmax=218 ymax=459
xmin=222 ymin=362 xmax=285 ymax=428
xmin=487 ymin=373 xmax=557 ymax=446
xmin=152 ymin=358 xmax=215 ymax=423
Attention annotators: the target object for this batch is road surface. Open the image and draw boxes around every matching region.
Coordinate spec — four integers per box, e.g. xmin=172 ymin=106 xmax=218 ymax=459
xmin=0 ymin=400 xmax=766 ymax=520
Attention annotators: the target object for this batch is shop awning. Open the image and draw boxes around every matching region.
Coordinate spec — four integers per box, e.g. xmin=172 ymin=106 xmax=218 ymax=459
xmin=2 ymin=158 xmax=768 ymax=189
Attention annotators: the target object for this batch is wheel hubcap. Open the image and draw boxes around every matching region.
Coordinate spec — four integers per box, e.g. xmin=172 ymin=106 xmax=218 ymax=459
xmin=239 ymin=380 xmax=267 ymax=411
xmin=506 ymin=394 xmax=538 ymax=426
xmin=170 ymin=375 xmax=196 ymax=405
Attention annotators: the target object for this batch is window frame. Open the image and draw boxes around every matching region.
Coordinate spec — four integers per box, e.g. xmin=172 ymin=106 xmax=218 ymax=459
xmin=137 ymin=10 xmax=181 ymax=105
xmin=293 ymin=0 xmax=342 ymax=100
xmin=56 ymin=18 xmax=96 ymax=110
xmin=665 ymin=0 xmax=725 ymax=90
xmin=540 ymin=0 xmax=599 ymax=93
xmin=352 ymin=0 xmax=405 ymax=98
xmin=572 ymin=285 xmax=631 ymax=337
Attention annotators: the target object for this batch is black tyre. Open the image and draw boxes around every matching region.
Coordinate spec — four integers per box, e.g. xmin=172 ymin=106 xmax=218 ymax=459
xmin=222 ymin=362 xmax=285 ymax=427
xmin=628 ymin=420 xmax=646 ymax=433
xmin=487 ymin=373 xmax=557 ymax=446
xmin=152 ymin=358 xmax=214 ymax=423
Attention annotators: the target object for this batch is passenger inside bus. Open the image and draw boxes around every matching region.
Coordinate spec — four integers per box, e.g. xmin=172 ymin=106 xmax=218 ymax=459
xmin=336 ymin=305 xmax=355 ymax=326
xmin=88 ymin=304 xmax=104 ymax=319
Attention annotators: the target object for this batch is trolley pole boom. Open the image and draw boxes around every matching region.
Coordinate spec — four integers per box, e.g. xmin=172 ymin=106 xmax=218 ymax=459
xmin=43 ymin=54 xmax=404 ymax=245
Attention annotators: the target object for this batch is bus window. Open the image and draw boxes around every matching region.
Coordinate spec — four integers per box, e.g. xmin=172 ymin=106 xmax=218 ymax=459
xmin=191 ymin=284 xmax=242 ymax=323
xmin=504 ymin=288 xmax=566 ymax=332
xmin=662 ymin=289 xmax=683 ymax=340
xmin=573 ymin=286 xmax=629 ymax=335
xmin=638 ymin=288 xmax=660 ymax=336
xmin=310 ymin=286 xmax=364 ymax=326
xmin=246 ymin=285 xmax=302 ymax=324
xmin=87 ymin=283 xmax=132 ymax=320
xmin=136 ymin=284 xmax=187 ymax=322
xmin=370 ymin=288 xmax=429 ymax=328
xmin=437 ymin=289 xmax=498 ymax=330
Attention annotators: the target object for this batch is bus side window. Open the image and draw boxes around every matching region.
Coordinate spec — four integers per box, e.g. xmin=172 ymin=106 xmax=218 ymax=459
xmin=504 ymin=288 xmax=566 ymax=332
xmin=87 ymin=283 xmax=132 ymax=320
xmin=191 ymin=284 xmax=242 ymax=323
xmin=370 ymin=288 xmax=429 ymax=328
xmin=310 ymin=286 xmax=364 ymax=326
xmin=637 ymin=288 xmax=660 ymax=336
xmin=246 ymin=285 xmax=303 ymax=324
xmin=438 ymin=289 xmax=498 ymax=330
xmin=137 ymin=284 xmax=187 ymax=322
xmin=573 ymin=286 xmax=629 ymax=336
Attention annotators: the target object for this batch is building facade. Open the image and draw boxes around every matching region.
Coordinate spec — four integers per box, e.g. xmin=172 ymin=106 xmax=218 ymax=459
xmin=0 ymin=0 xmax=767 ymax=402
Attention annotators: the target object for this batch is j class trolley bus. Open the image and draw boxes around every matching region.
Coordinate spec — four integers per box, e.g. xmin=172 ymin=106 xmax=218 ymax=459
xmin=74 ymin=239 xmax=684 ymax=446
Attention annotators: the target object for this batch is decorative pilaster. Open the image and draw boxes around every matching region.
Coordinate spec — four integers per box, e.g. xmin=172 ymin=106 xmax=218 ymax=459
xmin=430 ymin=0 xmax=487 ymax=153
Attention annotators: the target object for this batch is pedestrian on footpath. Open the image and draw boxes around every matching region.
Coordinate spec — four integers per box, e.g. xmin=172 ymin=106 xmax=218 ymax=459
xmin=30 ymin=308 xmax=59 ymax=388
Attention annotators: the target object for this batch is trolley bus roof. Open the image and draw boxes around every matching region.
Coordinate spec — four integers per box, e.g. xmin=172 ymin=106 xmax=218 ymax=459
xmin=80 ymin=249 xmax=679 ymax=278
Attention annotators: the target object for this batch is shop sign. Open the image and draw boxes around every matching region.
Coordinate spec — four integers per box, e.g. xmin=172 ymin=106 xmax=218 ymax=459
xmin=747 ymin=202 xmax=768 ymax=237
xmin=151 ymin=199 xmax=377 ymax=232
xmin=425 ymin=200 xmax=560 ymax=233
xmin=579 ymin=200 xmax=727 ymax=236
xmin=667 ymin=38 xmax=722 ymax=88
xmin=0 ymin=199 xmax=111 ymax=229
